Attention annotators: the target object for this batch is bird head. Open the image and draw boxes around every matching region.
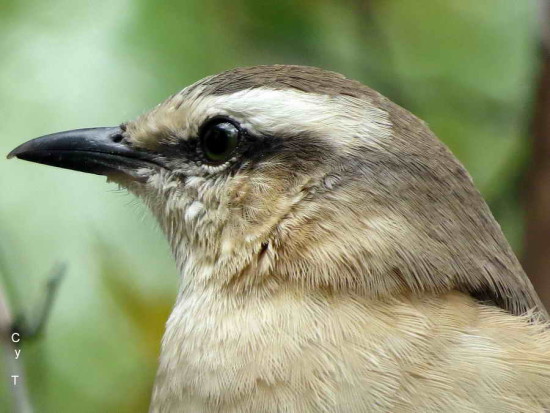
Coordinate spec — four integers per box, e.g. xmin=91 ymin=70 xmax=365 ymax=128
xmin=8 ymin=65 xmax=546 ymax=316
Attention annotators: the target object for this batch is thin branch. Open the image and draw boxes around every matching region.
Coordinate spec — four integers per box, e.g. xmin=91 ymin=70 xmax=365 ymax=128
xmin=0 ymin=279 xmax=33 ymax=413
xmin=15 ymin=263 xmax=66 ymax=339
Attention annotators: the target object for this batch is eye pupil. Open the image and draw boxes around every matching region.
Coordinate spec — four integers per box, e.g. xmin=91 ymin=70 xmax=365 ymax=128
xmin=205 ymin=126 xmax=230 ymax=155
xmin=201 ymin=121 xmax=240 ymax=163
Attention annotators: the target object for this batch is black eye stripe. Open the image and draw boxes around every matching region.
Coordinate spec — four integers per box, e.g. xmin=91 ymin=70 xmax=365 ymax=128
xmin=156 ymin=117 xmax=288 ymax=172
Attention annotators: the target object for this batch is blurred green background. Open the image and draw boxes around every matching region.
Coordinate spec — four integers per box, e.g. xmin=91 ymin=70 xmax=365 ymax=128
xmin=0 ymin=0 xmax=544 ymax=411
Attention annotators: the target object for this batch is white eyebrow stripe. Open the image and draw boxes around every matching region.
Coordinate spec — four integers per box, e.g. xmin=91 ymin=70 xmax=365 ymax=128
xmin=185 ymin=88 xmax=393 ymax=147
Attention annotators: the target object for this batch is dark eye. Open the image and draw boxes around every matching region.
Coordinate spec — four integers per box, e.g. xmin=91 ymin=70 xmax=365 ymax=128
xmin=200 ymin=120 xmax=240 ymax=164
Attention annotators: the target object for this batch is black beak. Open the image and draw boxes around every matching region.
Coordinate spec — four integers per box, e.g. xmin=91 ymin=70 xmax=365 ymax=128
xmin=7 ymin=127 xmax=164 ymax=177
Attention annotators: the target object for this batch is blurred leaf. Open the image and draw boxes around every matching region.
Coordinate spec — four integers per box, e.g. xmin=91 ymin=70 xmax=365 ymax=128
xmin=98 ymin=245 xmax=173 ymax=411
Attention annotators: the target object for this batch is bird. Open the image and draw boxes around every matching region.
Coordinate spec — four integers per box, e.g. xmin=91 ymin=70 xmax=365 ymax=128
xmin=8 ymin=65 xmax=550 ymax=412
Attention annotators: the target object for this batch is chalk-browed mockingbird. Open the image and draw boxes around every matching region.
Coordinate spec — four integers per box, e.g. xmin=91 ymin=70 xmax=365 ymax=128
xmin=9 ymin=65 xmax=550 ymax=412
